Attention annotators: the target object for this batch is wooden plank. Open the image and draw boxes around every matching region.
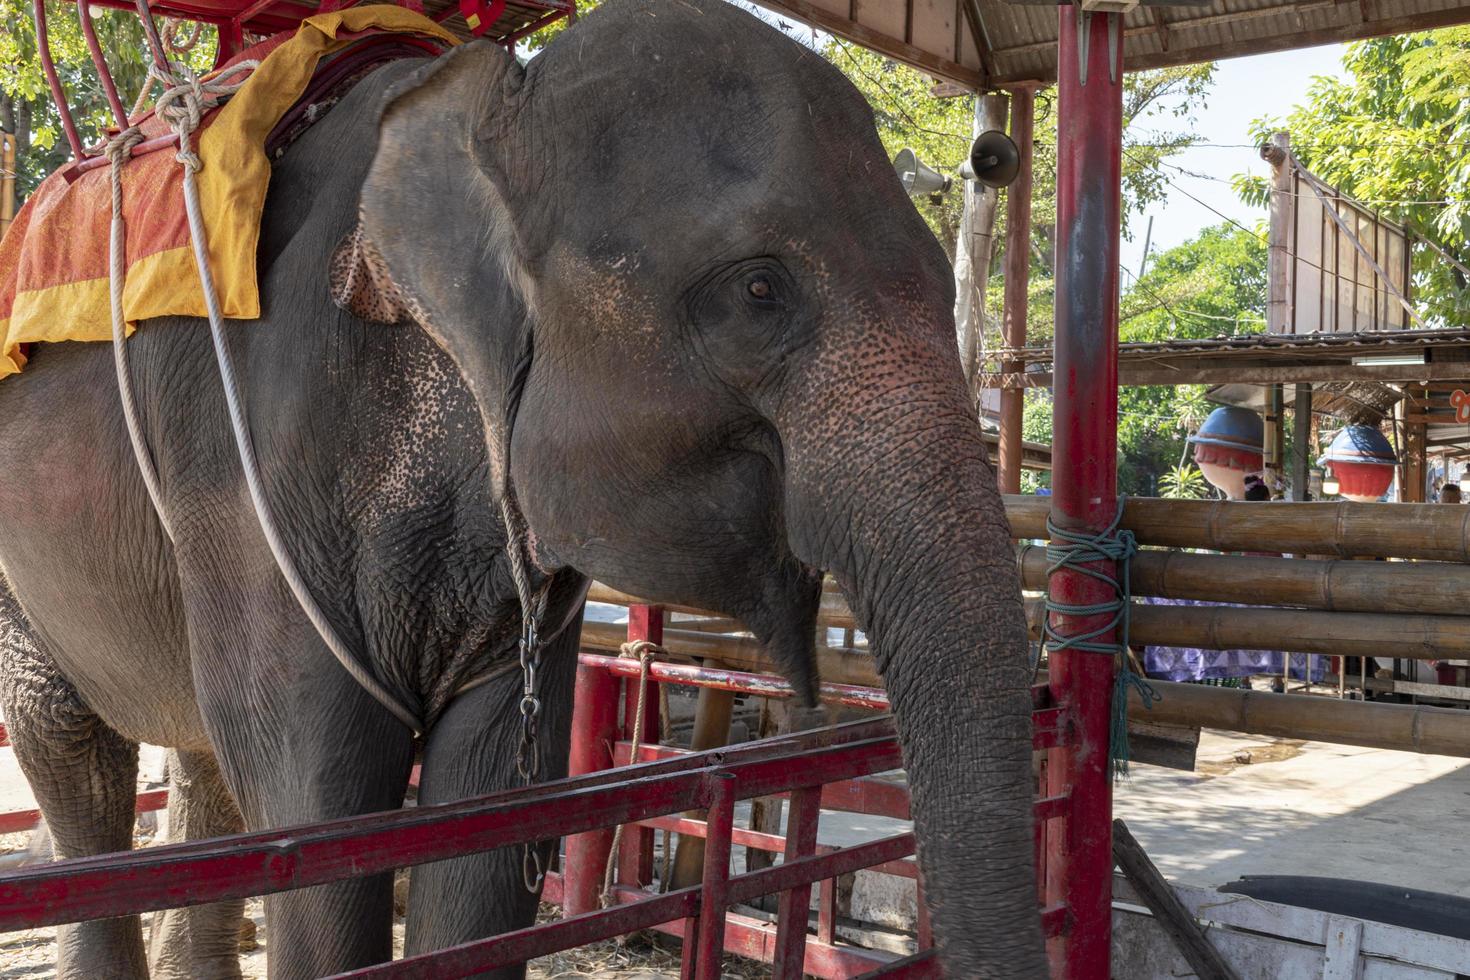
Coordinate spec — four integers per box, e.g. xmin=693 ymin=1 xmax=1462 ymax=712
xmin=1121 ymin=878 xmax=1470 ymax=975
xmin=1112 ymin=906 xmax=1454 ymax=980
xmin=1323 ymin=915 xmax=1365 ymax=980
xmin=1111 ymin=819 xmax=1240 ymax=980
xmin=751 ymin=0 xmax=984 ymax=88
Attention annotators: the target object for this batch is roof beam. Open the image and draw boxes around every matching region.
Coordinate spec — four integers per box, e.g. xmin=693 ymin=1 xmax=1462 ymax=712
xmin=989 ymin=360 xmax=1470 ymax=389
xmin=960 ymin=0 xmax=997 ymax=80
xmin=752 ymin=0 xmax=985 ymax=89
xmin=986 ymin=1 xmax=1470 ymax=84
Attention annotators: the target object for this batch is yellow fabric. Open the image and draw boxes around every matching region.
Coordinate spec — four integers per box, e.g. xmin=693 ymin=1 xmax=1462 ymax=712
xmin=0 ymin=6 xmax=455 ymax=379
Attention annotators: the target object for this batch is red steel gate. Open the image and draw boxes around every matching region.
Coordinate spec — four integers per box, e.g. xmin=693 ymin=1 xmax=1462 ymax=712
xmin=0 ymin=603 xmax=1080 ymax=978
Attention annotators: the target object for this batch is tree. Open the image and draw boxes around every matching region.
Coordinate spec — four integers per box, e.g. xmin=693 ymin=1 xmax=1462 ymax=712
xmin=0 ymin=1 xmax=216 ymax=199
xmin=1023 ymin=224 xmax=1267 ymax=496
xmin=1236 ymin=29 xmax=1470 ymax=324
xmin=1116 ymin=226 xmax=1265 ymax=495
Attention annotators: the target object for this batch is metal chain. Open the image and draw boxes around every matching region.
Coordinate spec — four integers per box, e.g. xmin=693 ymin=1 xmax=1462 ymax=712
xmin=499 ymin=494 xmax=552 ymax=892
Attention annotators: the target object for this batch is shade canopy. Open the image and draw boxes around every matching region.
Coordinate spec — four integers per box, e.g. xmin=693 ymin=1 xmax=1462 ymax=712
xmin=753 ymin=0 xmax=1470 ymax=89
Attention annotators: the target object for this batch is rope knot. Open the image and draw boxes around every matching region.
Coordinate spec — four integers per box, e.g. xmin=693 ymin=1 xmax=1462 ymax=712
xmin=103 ymin=126 xmax=145 ymax=165
xmin=619 ymin=639 xmax=663 ymax=665
xmin=148 ymin=60 xmax=259 ymax=174
xmin=1040 ymin=497 xmax=1157 ymax=777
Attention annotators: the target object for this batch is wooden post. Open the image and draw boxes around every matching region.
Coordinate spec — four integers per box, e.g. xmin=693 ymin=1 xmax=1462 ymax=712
xmin=997 ymin=86 xmax=1036 ymax=495
xmin=1400 ymin=392 xmax=1427 ymax=503
xmin=1265 ymin=383 xmax=1285 ymax=490
xmin=1112 ymin=820 xmax=1240 ymax=980
xmin=0 ymin=132 xmax=15 ymax=241
xmin=957 ymin=92 xmax=1009 ymax=390
xmin=667 ymin=676 xmax=736 ymax=888
xmin=745 ymin=699 xmax=786 ymax=878
xmin=1263 ymin=132 xmax=1293 ymax=334
xmin=1292 ymin=384 xmax=1312 ymax=500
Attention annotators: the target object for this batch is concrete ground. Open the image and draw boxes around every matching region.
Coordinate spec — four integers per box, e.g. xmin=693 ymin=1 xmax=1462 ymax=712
xmin=2 ymin=726 xmax=1467 ymax=975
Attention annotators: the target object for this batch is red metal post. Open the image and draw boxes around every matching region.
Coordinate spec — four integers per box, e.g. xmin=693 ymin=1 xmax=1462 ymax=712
xmin=692 ymin=772 xmax=736 ymax=980
xmin=1047 ymin=6 xmax=1124 ymax=977
xmin=561 ymin=660 xmax=621 ymax=915
xmin=32 ymin=0 xmax=86 ymax=160
xmin=76 ymin=0 xmax=131 ymax=129
xmin=619 ymin=605 xmax=663 ymax=886
xmin=772 ymin=785 xmax=821 ymax=978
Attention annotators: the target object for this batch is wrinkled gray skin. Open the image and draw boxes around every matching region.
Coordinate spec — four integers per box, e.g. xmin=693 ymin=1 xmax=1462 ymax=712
xmin=0 ymin=2 xmax=1042 ymax=977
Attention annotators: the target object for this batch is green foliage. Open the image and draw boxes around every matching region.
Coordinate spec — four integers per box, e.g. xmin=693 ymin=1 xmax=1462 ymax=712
xmin=1158 ymin=464 xmax=1209 ymax=500
xmin=1242 ymin=29 xmax=1470 ymax=323
xmin=1120 ymin=223 xmax=1268 ymax=342
xmin=0 ymin=1 xmax=217 ymax=199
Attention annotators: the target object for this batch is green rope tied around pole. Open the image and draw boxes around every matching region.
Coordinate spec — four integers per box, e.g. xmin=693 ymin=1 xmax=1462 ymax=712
xmin=1041 ymin=498 xmax=1160 ymax=776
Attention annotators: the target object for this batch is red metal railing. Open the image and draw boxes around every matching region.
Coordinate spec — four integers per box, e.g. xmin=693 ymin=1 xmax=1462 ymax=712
xmin=557 ymin=604 xmax=1075 ymax=977
xmin=32 ymin=0 xmax=576 ymax=168
xmin=0 ymin=606 xmax=1075 ymax=976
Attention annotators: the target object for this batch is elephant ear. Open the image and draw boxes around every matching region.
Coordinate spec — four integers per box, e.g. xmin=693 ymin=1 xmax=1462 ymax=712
xmin=353 ymin=40 xmax=537 ymax=504
xmin=329 ymin=223 xmax=417 ymax=324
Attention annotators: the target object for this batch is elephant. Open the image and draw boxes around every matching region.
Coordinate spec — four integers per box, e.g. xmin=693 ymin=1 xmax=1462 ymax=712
xmin=0 ymin=1 xmax=1044 ymax=977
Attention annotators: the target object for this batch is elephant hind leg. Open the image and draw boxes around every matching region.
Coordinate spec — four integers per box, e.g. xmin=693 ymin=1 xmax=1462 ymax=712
xmin=0 ymin=617 xmax=147 ymax=980
xmin=147 ymin=748 xmax=247 ymax=980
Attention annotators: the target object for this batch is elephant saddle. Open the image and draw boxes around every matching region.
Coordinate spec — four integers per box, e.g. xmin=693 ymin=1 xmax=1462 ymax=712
xmin=0 ymin=5 xmax=456 ymax=381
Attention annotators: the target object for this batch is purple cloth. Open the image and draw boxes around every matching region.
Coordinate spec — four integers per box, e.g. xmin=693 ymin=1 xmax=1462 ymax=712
xmin=1141 ymin=597 xmax=1329 ymax=683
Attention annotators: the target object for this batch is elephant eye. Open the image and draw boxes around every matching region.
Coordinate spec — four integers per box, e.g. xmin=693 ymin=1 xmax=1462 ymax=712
xmin=744 ymin=274 xmax=784 ymax=311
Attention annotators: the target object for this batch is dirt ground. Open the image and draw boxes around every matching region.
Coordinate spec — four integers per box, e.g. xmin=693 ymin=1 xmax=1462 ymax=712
xmin=0 ymin=890 xmax=768 ymax=979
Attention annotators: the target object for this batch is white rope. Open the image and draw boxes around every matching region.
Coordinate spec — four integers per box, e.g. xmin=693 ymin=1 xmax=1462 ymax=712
xmin=601 ymin=639 xmax=659 ymax=907
xmin=109 ymin=57 xmax=542 ymax=740
xmin=108 ymin=124 xmax=172 ymax=539
xmin=110 ymin=59 xmax=425 ymax=736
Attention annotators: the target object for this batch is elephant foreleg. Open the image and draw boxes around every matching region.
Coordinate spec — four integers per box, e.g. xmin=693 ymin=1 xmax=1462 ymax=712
xmin=147 ymin=748 xmax=247 ymax=980
xmin=402 ymin=611 xmax=582 ymax=976
xmin=0 ymin=620 xmax=147 ymax=980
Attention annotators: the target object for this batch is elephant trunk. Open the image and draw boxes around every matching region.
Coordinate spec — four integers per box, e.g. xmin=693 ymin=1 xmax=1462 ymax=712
xmin=780 ymin=333 xmax=1046 ymax=977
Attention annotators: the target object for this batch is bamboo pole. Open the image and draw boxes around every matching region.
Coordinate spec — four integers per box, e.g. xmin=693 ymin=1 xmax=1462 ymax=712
xmin=579 ymin=619 xmax=881 ymax=686
xmin=593 ymin=581 xmax=1470 ymax=659
xmin=1017 ymin=546 xmax=1470 ymax=617
xmin=588 ymin=583 xmax=854 ymax=629
xmin=1135 ymin=680 xmax=1470 ymax=758
xmin=1024 ymin=598 xmax=1470 ymax=660
xmin=1004 ymin=495 xmax=1470 ymax=562
xmin=581 ymin=620 xmax=1470 ymax=758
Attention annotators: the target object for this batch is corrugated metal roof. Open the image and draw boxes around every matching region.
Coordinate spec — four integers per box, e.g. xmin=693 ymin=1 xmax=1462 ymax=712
xmin=755 ymin=0 xmax=1470 ymax=88
xmin=1002 ymin=328 xmax=1470 ymax=365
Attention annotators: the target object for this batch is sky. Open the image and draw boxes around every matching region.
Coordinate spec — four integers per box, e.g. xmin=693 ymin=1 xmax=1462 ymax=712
xmin=1118 ymin=43 xmax=1351 ymax=277
xmin=731 ymin=3 xmax=1355 ymax=286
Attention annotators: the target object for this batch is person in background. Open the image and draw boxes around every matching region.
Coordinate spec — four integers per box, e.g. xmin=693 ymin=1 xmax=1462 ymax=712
xmin=1243 ymin=472 xmax=1272 ymax=502
xmin=1442 ymin=483 xmax=1462 ymax=504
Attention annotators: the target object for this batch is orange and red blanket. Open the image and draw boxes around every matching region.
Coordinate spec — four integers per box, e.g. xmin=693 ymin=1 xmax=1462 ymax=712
xmin=0 ymin=6 xmax=456 ymax=379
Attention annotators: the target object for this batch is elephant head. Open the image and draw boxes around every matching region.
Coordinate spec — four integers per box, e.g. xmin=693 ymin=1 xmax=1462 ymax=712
xmin=343 ymin=1 xmax=1044 ymax=974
